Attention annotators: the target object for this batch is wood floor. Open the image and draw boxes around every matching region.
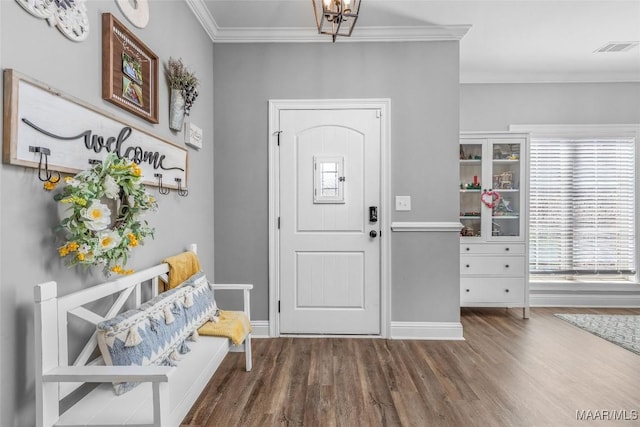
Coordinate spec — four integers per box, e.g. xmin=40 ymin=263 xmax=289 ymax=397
xmin=182 ymin=308 xmax=640 ymax=427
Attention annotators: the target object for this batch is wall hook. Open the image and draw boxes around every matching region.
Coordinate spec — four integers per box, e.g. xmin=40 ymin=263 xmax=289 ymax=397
xmin=29 ymin=146 xmax=60 ymax=183
xmin=154 ymin=173 xmax=170 ymax=195
xmin=175 ymin=178 xmax=189 ymax=197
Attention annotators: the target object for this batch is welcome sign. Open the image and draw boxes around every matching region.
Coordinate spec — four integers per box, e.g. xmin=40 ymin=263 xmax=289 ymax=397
xmin=3 ymin=69 xmax=187 ymax=189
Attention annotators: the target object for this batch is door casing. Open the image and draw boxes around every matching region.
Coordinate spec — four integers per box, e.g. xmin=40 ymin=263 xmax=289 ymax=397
xmin=268 ymin=99 xmax=392 ymax=337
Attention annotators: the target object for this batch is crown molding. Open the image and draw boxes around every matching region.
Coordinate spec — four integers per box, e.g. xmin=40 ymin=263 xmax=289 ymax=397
xmin=184 ymin=0 xmax=219 ymax=42
xmin=184 ymin=0 xmax=470 ymax=43
xmin=461 ymin=70 xmax=640 ymax=84
xmin=213 ymin=25 xmax=471 ymax=43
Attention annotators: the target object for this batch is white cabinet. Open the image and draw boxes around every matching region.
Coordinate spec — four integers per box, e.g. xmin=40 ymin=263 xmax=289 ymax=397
xmin=459 ymin=132 xmax=529 ymax=318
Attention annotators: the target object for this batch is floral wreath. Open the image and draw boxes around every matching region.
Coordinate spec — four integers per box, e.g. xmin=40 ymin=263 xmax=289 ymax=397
xmin=51 ymin=153 xmax=158 ymax=276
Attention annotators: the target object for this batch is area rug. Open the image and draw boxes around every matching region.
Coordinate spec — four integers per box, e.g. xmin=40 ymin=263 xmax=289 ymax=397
xmin=554 ymin=314 xmax=640 ymax=356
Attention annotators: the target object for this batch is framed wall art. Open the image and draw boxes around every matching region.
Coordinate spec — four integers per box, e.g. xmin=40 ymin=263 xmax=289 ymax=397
xmin=102 ymin=13 xmax=159 ymax=123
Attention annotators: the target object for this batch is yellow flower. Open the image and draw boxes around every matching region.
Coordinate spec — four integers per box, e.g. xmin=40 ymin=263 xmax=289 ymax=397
xmin=111 ymin=265 xmax=134 ymax=275
xmin=77 ymin=253 xmax=85 ymax=261
xmin=60 ymin=196 xmax=87 ymax=206
xmin=127 ymin=233 xmax=138 ymax=247
xmin=43 ymin=180 xmax=58 ymax=191
xmin=130 ymin=163 xmax=142 ymax=177
xmin=58 ymin=242 xmax=79 ymax=257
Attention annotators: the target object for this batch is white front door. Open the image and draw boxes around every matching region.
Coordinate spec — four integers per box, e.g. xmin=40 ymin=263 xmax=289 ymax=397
xmin=279 ymin=108 xmax=381 ymax=334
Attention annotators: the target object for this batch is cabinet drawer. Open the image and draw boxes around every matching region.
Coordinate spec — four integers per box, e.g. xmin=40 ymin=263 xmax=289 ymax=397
xmin=460 ymin=243 xmax=525 ymax=255
xmin=460 ymin=256 xmax=525 ymax=276
xmin=460 ymin=278 xmax=525 ymax=304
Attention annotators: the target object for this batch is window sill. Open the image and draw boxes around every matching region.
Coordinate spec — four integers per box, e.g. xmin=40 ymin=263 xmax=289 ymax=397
xmin=530 ymin=281 xmax=640 ymax=293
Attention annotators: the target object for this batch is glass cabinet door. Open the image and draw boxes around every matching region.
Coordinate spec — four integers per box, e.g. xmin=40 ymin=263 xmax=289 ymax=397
xmin=459 ymin=141 xmax=483 ymax=239
xmin=488 ymin=140 xmax=522 ymax=240
xmin=460 ymin=137 xmax=525 ymax=242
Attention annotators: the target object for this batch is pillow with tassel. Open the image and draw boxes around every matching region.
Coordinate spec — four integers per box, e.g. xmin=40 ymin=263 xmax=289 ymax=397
xmin=96 ymin=271 xmax=218 ymax=395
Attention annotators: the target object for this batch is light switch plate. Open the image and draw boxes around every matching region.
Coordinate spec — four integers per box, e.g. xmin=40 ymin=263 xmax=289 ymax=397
xmin=395 ymin=195 xmax=411 ymax=211
xmin=184 ymin=122 xmax=203 ymax=149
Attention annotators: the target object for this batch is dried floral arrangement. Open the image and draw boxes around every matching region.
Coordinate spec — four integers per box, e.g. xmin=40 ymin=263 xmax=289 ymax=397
xmin=166 ymin=57 xmax=199 ymax=116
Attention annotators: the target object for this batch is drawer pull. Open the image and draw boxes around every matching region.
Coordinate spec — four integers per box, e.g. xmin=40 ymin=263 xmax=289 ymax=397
xmin=505 ymin=264 xmax=509 ymax=268
xmin=505 ymin=247 xmax=510 ymax=251
xmin=465 ymin=289 xmax=470 ymax=293
xmin=505 ymin=289 xmax=510 ymax=293
xmin=466 ymin=247 xmax=470 ymax=251
xmin=466 ymin=264 xmax=470 ymax=268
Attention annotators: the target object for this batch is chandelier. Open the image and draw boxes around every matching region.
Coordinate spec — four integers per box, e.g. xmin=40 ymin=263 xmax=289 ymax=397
xmin=312 ymin=0 xmax=362 ymax=42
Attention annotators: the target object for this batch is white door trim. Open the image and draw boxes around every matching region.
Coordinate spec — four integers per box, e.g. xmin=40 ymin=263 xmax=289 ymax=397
xmin=268 ymin=99 xmax=392 ymax=338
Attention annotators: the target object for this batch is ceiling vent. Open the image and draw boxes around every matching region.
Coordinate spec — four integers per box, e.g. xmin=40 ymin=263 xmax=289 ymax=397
xmin=594 ymin=41 xmax=639 ymax=53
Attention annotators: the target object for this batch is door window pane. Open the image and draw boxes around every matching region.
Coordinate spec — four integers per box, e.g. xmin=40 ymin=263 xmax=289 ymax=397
xmin=314 ymin=156 xmax=345 ymax=203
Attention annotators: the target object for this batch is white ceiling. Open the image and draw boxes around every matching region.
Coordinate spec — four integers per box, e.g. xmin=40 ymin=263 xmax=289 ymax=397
xmin=195 ymin=0 xmax=640 ymax=83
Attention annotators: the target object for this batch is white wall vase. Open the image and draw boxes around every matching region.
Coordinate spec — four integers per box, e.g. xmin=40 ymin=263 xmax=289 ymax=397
xmin=169 ymin=89 xmax=185 ymax=131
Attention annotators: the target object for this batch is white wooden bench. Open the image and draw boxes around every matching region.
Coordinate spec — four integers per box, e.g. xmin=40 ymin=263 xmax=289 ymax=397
xmin=34 ymin=244 xmax=252 ymax=427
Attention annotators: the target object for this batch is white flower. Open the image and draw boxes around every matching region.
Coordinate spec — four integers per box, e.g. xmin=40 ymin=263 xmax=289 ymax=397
xmin=64 ymin=177 xmax=81 ymax=187
xmin=81 ymin=201 xmax=111 ymax=231
xmin=132 ymin=210 xmax=145 ymax=220
xmin=77 ymin=244 xmax=91 ymax=254
xmin=97 ymin=230 xmax=121 ymax=252
xmin=103 ymin=175 xmax=120 ymax=199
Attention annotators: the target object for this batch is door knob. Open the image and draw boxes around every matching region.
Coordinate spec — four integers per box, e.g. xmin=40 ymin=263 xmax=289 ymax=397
xmin=369 ymin=230 xmax=378 ymax=238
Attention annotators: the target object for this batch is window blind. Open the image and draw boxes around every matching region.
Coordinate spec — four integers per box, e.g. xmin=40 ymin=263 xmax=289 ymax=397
xmin=529 ymin=138 xmax=636 ymax=277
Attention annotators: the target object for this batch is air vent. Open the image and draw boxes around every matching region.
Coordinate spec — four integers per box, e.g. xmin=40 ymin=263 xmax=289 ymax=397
xmin=594 ymin=41 xmax=639 ymax=53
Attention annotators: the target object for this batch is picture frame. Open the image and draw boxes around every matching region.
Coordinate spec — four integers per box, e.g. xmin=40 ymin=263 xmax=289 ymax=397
xmin=102 ymin=13 xmax=159 ymax=123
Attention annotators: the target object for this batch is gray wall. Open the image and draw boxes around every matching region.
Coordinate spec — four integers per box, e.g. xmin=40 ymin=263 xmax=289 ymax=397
xmin=0 ymin=2 xmax=214 ymax=425
xmin=212 ymin=42 xmax=461 ymax=323
xmin=460 ymin=82 xmax=640 ymax=131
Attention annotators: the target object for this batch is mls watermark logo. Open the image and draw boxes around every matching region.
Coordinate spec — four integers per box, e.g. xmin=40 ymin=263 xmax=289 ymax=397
xmin=576 ymin=409 xmax=639 ymax=421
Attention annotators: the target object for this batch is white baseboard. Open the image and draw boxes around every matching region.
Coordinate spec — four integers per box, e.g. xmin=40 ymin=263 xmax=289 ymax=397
xmin=390 ymin=321 xmax=464 ymax=340
xmin=530 ymin=293 xmax=640 ymax=308
xmin=250 ymin=321 xmax=270 ymax=338
xmin=251 ymin=321 xmax=465 ymax=339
